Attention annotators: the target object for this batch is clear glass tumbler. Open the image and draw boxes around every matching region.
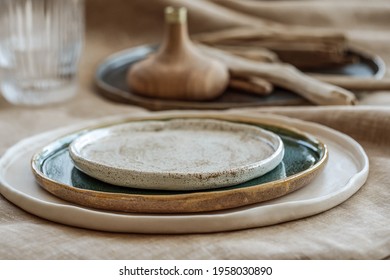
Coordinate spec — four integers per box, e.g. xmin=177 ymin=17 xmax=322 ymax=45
xmin=0 ymin=0 xmax=84 ymax=106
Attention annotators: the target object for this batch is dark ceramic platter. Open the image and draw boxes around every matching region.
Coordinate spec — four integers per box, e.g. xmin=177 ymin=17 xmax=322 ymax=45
xmin=32 ymin=117 xmax=328 ymax=213
xmin=95 ymin=45 xmax=385 ymax=110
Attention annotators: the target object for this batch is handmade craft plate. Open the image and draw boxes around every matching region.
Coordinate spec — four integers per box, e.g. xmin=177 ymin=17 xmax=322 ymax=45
xmin=95 ymin=45 xmax=386 ymax=110
xmin=0 ymin=112 xmax=368 ymax=233
xmin=69 ymin=119 xmax=284 ymax=191
xmin=31 ymin=114 xmax=327 ymax=213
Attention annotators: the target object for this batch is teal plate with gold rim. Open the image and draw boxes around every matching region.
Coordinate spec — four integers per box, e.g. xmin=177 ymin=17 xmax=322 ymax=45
xmin=32 ymin=117 xmax=328 ymax=213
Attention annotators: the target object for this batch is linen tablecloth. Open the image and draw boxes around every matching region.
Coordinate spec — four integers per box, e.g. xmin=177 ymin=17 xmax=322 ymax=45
xmin=0 ymin=0 xmax=389 ymax=259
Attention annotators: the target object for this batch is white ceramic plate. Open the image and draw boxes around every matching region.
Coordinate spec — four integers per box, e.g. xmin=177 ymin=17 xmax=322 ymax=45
xmin=69 ymin=119 xmax=284 ymax=191
xmin=0 ymin=112 xmax=369 ymax=234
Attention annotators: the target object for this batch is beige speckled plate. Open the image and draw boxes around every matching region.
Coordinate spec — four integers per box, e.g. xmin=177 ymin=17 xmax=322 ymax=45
xmin=69 ymin=119 xmax=284 ymax=191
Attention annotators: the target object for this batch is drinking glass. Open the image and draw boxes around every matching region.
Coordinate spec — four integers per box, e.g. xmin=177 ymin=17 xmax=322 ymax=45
xmin=0 ymin=0 xmax=84 ymax=106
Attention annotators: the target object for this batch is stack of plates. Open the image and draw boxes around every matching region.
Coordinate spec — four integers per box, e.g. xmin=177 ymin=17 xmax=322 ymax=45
xmin=0 ymin=112 xmax=369 ymax=233
xmin=31 ymin=115 xmax=325 ymax=214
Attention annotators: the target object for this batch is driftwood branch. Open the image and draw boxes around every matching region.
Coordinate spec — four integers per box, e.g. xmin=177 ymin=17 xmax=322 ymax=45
xmin=229 ymin=76 xmax=273 ymax=95
xmin=194 ymin=26 xmax=352 ymax=70
xmin=194 ymin=26 xmax=346 ymax=45
xmin=309 ymin=75 xmax=390 ymax=90
xmin=199 ymin=44 xmax=357 ymax=105
xmin=211 ymin=44 xmax=279 ymax=63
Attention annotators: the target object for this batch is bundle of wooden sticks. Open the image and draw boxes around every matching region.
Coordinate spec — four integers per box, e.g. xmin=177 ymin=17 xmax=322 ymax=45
xmin=193 ymin=26 xmax=387 ymax=105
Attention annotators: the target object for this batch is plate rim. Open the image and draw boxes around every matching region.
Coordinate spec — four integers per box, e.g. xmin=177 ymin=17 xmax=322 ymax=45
xmin=30 ymin=113 xmax=328 ymax=213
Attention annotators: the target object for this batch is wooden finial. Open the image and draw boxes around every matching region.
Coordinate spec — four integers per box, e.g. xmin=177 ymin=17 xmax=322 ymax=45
xmin=165 ymin=6 xmax=187 ymax=24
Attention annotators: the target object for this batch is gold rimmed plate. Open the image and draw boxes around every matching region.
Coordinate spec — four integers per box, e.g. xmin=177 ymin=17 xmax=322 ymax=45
xmin=31 ymin=114 xmax=328 ymax=213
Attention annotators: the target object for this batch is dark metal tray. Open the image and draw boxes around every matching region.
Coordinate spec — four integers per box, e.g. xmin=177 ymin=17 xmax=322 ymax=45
xmin=95 ymin=45 xmax=385 ymax=110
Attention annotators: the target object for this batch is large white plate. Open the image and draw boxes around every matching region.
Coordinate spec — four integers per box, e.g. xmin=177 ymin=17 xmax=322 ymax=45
xmin=69 ymin=119 xmax=284 ymax=191
xmin=0 ymin=112 xmax=369 ymax=234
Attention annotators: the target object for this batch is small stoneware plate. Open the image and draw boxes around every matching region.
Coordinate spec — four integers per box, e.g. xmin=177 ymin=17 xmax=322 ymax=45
xmin=68 ymin=119 xmax=284 ymax=191
xmin=30 ymin=114 xmax=327 ymax=213
xmin=0 ymin=112 xmax=368 ymax=233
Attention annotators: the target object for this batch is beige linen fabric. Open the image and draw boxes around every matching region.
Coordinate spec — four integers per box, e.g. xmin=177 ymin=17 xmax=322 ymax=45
xmin=0 ymin=0 xmax=389 ymax=259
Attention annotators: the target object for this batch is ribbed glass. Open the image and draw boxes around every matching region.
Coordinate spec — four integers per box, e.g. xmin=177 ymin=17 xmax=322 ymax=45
xmin=0 ymin=0 xmax=84 ymax=105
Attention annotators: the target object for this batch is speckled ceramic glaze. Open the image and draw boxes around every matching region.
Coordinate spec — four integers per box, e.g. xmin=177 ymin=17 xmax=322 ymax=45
xmin=68 ymin=119 xmax=284 ymax=190
xmin=30 ymin=115 xmax=328 ymax=213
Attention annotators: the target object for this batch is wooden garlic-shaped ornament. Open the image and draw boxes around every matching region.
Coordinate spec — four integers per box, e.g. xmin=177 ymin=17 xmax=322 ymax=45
xmin=127 ymin=7 xmax=229 ymax=101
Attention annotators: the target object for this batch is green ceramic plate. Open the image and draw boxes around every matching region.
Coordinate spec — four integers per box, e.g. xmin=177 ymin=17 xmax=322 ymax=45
xmin=32 ymin=116 xmax=328 ymax=213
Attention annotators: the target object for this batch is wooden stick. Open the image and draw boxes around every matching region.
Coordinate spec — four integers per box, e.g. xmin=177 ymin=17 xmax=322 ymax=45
xmin=199 ymin=45 xmax=357 ymax=105
xmin=229 ymin=76 xmax=273 ymax=95
xmin=194 ymin=27 xmax=351 ymax=70
xmin=310 ymin=75 xmax=390 ymax=91
xmin=211 ymin=45 xmax=279 ymax=63
xmin=271 ymin=47 xmax=357 ymax=70
xmin=194 ymin=26 xmax=346 ymax=46
xmin=209 ymin=42 xmax=357 ymax=70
